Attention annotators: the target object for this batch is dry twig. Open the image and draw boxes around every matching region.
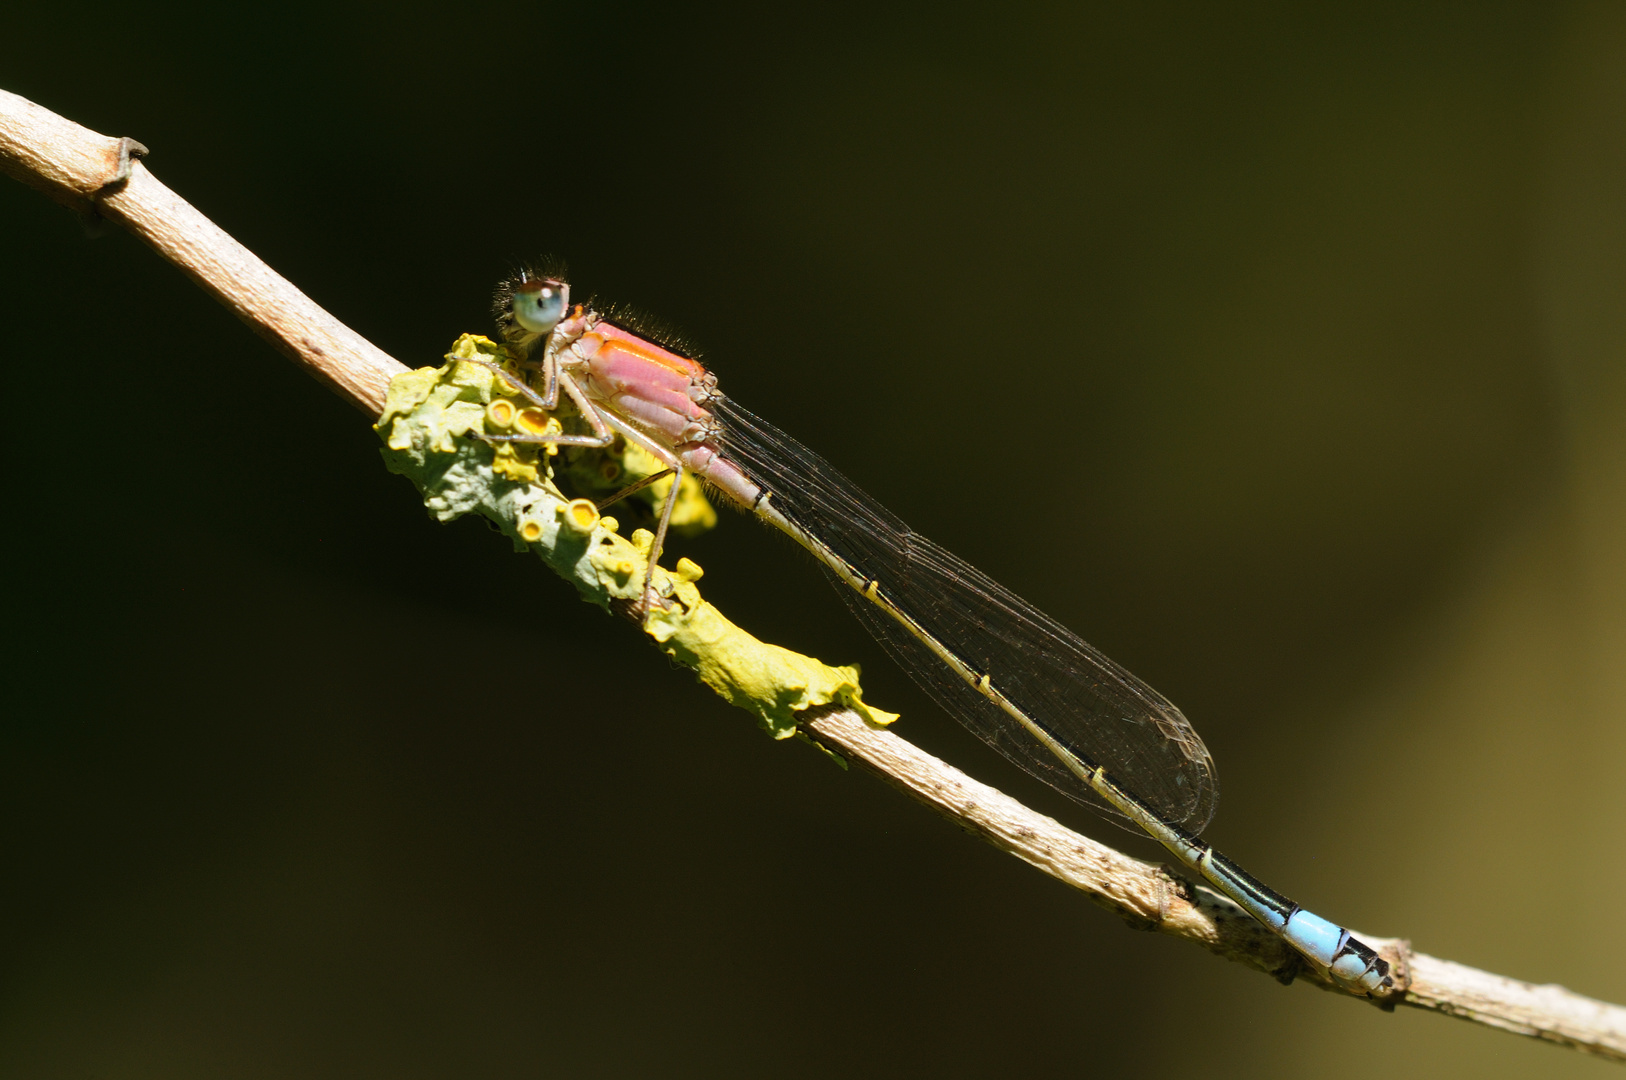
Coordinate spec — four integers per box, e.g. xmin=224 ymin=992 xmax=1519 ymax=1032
xmin=3 ymin=85 xmax=1622 ymax=1063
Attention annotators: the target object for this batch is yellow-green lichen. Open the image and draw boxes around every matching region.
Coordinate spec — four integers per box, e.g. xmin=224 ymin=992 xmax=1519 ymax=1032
xmin=376 ymin=338 xmax=898 ymax=740
xmin=641 ymin=554 xmax=892 ymax=738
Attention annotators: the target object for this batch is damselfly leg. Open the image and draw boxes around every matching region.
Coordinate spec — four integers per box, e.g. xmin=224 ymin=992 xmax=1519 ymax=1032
xmin=458 ymin=355 xmax=688 ymax=621
xmin=593 ymin=468 xmax=676 ymax=511
xmin=458 ymin=358 xmax=617 ymax=451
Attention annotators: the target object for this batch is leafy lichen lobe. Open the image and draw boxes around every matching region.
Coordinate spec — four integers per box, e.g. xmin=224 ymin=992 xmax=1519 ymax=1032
xmin=376 ymin=335 xmax=897 ymax=739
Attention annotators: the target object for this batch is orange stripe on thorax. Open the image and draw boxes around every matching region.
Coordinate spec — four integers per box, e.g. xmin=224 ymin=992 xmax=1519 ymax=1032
xmin=593 ymin=322 xmax=706 ymax=378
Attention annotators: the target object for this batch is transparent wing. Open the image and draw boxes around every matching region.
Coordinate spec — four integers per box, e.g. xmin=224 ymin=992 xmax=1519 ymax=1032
xmin=711 ymin=396 xmax=1217 ymax=833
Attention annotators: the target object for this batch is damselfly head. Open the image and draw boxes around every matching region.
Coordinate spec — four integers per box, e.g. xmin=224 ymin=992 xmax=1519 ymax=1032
xmin=510 ymin=273 xmax=569 ymax=333
xmin=493 ymin=263 xmax=571 ymax=346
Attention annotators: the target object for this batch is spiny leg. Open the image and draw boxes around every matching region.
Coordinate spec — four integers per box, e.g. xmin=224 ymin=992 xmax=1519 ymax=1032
xmin=456 ymin=352 xmax=565 ymax=413
xmin=556 ymin=370 xmax=614 ymax=447
xmin=596 ymin=468 xmax=676 ymax=511
xmin=639 ymin=461 xmax=686 ymax=621
xmin=538 ymin=335 xmax=563 ymax=410
xmin=465 ymin=364 xmax=619 ymax=451
xmin=456 ymin=357 xmax=552 ymax=410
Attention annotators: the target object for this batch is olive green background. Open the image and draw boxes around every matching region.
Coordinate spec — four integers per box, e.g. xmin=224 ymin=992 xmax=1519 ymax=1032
xmin=3 ymin=3 xmax=1624 ymax=1077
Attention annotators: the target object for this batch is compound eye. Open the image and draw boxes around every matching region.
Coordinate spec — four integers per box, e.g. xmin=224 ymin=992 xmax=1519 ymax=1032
xmin=514 ymin=279 xmax=569 ymax=333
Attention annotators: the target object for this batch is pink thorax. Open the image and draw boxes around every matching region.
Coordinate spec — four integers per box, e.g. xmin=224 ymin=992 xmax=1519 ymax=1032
xmin=566 ymin=317 xmax=759 ymax=507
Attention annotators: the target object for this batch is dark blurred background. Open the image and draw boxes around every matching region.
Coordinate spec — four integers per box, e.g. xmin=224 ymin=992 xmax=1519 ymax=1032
xmin=3 ymin=2 xmax=1624 ymax=1076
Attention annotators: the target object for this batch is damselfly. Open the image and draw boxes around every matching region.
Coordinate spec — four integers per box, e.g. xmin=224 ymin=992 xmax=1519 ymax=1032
xmin=470 ymin=268 xmax=1394 ymax=997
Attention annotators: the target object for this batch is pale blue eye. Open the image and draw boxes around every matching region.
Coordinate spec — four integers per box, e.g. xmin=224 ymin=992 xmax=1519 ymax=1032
xmin=514 ymin=283 xmax=568 ymax=333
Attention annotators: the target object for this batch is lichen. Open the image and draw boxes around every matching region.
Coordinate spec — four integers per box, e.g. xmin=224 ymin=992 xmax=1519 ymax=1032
xmin=376 ymin=335 xmax=898 ymax=740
